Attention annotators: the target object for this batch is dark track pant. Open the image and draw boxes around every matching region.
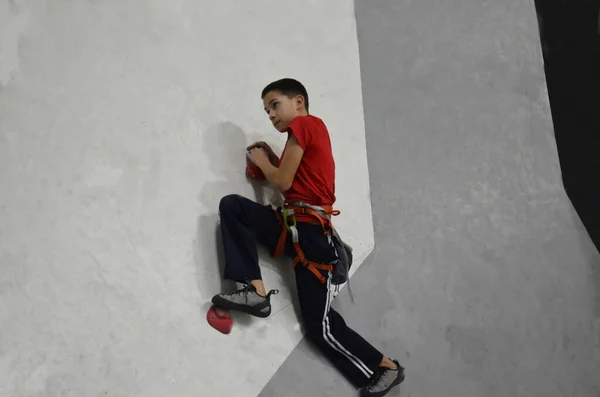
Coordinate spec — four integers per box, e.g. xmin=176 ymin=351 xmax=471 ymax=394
xmin=218 ymin=194 xmax=384 ymax=387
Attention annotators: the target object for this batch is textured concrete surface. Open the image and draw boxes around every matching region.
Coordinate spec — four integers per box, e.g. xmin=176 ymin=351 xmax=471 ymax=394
xmin=259 ymin=0 xmax=600 ymax=396
xmin=0 ymin=1 xmax=371 ymax=396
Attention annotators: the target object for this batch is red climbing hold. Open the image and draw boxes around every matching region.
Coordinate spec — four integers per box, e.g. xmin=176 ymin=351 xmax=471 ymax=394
xmin=207 ymin=305 xmax=233 ymax=334
xmin=246 ymin=157 xmax=266 ymax=181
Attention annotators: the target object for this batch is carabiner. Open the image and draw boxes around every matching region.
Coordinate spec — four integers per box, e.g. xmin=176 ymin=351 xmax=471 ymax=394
xmin=282 ymin=208 xmax=297 ymax=231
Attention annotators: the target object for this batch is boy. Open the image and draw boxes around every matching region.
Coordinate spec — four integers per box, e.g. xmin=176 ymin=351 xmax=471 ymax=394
xmin=211 ymin=78 xmax=405 ymax=396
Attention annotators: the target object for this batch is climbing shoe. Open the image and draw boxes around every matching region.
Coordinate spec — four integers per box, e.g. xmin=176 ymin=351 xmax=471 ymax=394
xmin=211 ymin=283 xmax=278 ymax=318
xmin=359 ymin=359 xmax=405 ymax=397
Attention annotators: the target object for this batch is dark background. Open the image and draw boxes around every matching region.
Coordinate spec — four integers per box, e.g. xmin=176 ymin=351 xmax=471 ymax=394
xmin=534 ymin=0 xmax=600 ymax=253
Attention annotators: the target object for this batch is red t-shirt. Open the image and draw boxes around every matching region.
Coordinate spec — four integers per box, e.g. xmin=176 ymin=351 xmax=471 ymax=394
xmin=279 ymin=115 xmax=336 ymax=206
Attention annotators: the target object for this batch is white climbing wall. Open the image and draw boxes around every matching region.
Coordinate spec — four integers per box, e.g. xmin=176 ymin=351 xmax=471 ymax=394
xmin=0 ymin=0 xmax=373 ymax=396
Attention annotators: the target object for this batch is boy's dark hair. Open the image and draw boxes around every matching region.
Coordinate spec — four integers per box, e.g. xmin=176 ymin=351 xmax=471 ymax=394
xmin=261 ymin=78 xmax=309 ymax=113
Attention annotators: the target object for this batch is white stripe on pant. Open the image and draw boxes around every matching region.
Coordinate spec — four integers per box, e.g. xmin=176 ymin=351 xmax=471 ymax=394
xmin=321 ymin=274 xmax=374 ymax=379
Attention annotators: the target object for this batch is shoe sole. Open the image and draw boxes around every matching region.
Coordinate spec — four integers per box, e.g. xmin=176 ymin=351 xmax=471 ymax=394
xmin=211 ymin=295 xmax=271 ymax=318
xmin=360 ymin=368 xmax=405 ymax=397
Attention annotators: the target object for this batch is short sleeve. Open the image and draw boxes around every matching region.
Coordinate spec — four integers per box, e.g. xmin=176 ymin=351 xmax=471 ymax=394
xmin=287 ymin=116 xmax=312 ymax=150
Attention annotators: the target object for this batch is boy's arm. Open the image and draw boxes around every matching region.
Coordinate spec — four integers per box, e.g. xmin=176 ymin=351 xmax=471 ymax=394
xmin=252 ymin=135 xmax=303 ymax=192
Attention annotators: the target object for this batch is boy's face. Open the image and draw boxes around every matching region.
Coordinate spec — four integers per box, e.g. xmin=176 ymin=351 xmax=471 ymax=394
xmin=263 ymin=90 xmax=305 ymax=133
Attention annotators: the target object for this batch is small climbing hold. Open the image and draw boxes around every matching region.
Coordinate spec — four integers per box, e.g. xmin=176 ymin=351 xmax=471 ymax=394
xmin=246 ymin=157 xmax=266 ymax=181
xmin=207 ymin=305 xmax=233 ymax=334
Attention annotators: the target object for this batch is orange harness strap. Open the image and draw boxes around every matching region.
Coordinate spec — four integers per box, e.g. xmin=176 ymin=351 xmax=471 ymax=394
xmin=270 ymin=204 xmax=340 ymax=284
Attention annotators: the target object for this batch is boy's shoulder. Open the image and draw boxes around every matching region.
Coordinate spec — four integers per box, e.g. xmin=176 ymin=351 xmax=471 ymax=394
xmin=290 ymin=114 xmax=327 ymax=130
xmin=288 ymin=115 xmax=330 ymax=151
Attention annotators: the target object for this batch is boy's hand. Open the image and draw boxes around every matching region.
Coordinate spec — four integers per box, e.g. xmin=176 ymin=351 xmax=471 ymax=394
xmin=247 ymin=141 xmax=279 ymax=166
xmin=246 ymin=141 xmax=271 ymax=152
xmin=247 ymin=147 xmax=270 ymax=167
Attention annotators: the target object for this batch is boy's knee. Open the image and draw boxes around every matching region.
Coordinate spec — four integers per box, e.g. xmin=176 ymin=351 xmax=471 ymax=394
xmin=219 ymin=194 xmax=242 ymax=215
xmin=304 ymin=322 xmax=326 ymax=343
xmin=306 ymin=327 xmax=334 ymax=353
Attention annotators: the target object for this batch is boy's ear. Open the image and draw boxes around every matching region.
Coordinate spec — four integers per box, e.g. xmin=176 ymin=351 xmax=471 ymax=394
xmin=295 ymin=94 xmax=305 ymax=110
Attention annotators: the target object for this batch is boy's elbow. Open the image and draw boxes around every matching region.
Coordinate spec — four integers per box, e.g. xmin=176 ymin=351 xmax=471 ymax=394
xmin=277 ymin=180 xmax=292 ymax=193
xmin=274 ymin=174 xmax=293 ymax=193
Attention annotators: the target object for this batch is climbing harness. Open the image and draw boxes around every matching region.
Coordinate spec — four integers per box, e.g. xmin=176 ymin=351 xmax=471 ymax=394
xmin=269 ymin=201 xmax=354 ymax=295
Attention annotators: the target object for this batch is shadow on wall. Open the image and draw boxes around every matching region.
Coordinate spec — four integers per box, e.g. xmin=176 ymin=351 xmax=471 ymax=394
xmin=0 ymin=0 xmax=48 ymax=91
xmin=566 ymin=204 xmax=600 ymax=319
xmin=192 ymin=121 xmax=297 ymax=322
